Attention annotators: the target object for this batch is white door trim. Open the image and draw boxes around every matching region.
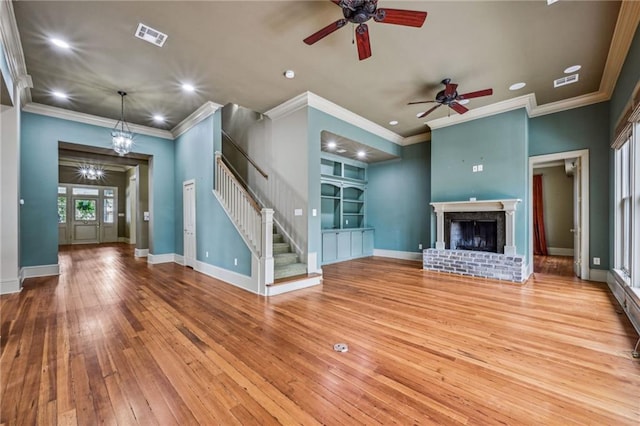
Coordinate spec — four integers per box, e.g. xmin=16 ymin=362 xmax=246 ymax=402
xmin=529 ymin=149 xmax=589 ymax=279
xmin=183 ymin=179 xmax=197 ymax=268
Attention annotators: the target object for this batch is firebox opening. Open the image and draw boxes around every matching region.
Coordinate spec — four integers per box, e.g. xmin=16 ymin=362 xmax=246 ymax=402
xmin=450 ymin=220 xmax=497 ymax=252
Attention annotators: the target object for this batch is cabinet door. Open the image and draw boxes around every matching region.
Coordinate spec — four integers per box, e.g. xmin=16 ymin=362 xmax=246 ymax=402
xmin=337 ymin=232 xmax=351 ymax=259
xmin=351 ymin=230 xmax=363 ymax=257
xmin=322 ymin=233 xmax=338 ymax=263
xmin=363 ymin=230 xmax=374 ymax=255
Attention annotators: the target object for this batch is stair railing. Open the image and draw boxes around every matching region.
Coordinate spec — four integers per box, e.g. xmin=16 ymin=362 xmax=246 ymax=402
xmin=214 ymin=152 xmax=273 ymax=286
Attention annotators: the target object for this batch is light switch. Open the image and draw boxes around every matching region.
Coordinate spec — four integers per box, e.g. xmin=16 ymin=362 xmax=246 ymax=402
xmin=294 ymin=208 xmax=303 ymax=216
xmin=143 ymin=211 xmax=150 ymax=221
xmin=312 ymin=209 xmax=317 ymax=217
xmin=477 ymin=164 xmax=483 ymax=172
xmin=472 ymin=165 xmax=478 ymax=172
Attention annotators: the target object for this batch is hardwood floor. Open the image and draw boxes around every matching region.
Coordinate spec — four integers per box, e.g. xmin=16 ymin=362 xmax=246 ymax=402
xmin=2 ymin=244 xmax=639 ymax=425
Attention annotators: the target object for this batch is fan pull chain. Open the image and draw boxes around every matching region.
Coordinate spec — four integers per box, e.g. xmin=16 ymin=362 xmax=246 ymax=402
xmin=352 ymin=23 xmax=355 ymax=44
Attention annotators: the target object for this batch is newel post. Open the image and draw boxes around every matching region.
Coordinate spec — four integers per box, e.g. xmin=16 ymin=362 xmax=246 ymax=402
xmin=260 ymin=208 xmax=274 ymax=286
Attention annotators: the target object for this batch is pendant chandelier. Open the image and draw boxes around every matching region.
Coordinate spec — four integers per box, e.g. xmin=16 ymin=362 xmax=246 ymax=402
xmin=79 ymin=164 xmax=105 ymax=180
xmin=112 ymin=90 xmax=133 ymax=156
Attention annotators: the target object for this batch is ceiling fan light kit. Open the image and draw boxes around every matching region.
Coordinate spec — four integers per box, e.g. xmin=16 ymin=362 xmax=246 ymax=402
xmin=303 ymin=0 xmax=427 ymax=61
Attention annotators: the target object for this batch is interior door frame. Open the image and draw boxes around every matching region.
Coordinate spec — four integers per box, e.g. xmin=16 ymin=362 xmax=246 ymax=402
xmin=183 ymin=179 xmax=197 ymax=268
xmin=528 ymin=149 xmax=589 ymax=279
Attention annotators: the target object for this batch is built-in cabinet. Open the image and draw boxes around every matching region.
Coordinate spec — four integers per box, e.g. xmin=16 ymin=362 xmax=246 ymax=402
xmin=321 ymin=154 xmax=374 ymax=264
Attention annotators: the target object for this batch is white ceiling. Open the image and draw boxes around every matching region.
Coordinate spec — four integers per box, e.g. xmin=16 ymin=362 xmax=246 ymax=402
xmin=11 ymin=1 xmax=632 ymax=139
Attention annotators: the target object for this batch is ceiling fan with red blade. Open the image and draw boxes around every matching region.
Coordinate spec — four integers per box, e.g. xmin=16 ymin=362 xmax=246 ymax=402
xmin=303 ymin=0 xmax=427 ymax=61
xmin=409 ymin=78 xmax=494 ymax=118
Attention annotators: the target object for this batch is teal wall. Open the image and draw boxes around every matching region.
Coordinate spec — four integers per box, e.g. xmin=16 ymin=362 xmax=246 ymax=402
xmin=307 ymin=107 xmax=401 ymax=258
xmin=368 ymin=142 xmax=431 ymax=252
xmin=20 ymin=112 xmax=175 ymax=266
xmin=431 ymin=109 xmax=529 ymax=255
xmin=174 ymin=112 xmax=251 ymax=276
xmin=610 ymin=24 xmax=640 ymax=128
xmin=529 ymin=102 xmax=610 ymax=270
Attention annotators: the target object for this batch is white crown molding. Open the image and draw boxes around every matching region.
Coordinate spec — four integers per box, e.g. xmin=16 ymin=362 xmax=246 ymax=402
xmin=0 ymin=0 xmax=31 ymax=105
xmin=22 ymin=102 xmax=174 ymax=139
xmin=171 ymin=100 xmax=223 ymax=139
xmin=599 ymin=0 xmax=640 ymax=99
xmin=529 ymin=91 xmax=609 ymax=118
xmin=427 ymin=94 xmax=536 ymax=130
xmin=266 ymin=91 xmax=405 ymax=145
xmin=402 ymin=132 xmax=431 ymax=145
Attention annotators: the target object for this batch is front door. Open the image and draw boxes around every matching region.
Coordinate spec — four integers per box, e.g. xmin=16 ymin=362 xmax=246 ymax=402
xmin=183 ymin=180 xmax=196 ymax=268
xmin=72 ymin=191 xmax=100 ymax=244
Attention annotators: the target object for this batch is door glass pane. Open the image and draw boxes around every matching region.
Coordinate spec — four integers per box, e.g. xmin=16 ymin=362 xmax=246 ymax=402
xmin=103 ymin=198 xmax=114 ymax=223
xmin=58 ymin=197 xmax=66 ymax=223
xmin=75 ymin=199 xmax=97 ymax=221
xmin=73 ymin=187 xmax=100 ymax=196
xmin=104 ymin=189 xmax=114 ymax=197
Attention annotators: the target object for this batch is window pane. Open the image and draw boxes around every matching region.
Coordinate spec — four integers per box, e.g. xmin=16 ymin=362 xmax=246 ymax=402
xmin=58 ymin=186 xmax=67 ymax=194
xmin=58 ymin=197 xmax=66 ymax=223
xmin=103 ymin=198 xmax=114 ymax=223
xmin=104 ymin=189 xmax=114 ymax=197
xmin=75 ymin=199 xmax=97 ymax=221
xmin=72 ymin=187 xmax=99 ymax=196
xmin=622 ymin=197 xmax=631 ymax=274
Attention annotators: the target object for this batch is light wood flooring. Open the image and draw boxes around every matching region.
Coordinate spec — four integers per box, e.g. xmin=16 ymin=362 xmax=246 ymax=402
xmin=1 ymin=244 xmax=639 ymax=425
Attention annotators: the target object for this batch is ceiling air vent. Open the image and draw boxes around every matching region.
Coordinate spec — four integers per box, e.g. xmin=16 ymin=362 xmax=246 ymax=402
xmin=554 ymin=74 xmax=579 ymax=88
xmin=135 ymin=23 xmax=167 ymax=47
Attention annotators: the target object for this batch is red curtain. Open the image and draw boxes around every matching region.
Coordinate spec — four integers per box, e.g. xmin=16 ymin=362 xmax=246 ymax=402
xmin=533 ymin=174 xmax=548 ymax=256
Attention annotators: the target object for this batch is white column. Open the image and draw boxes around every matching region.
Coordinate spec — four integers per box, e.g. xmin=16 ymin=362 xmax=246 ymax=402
xmin=433 ymin=205 xmax=445 ymax=250
xmin=504 ymin=210 xmax=517 ymax=256
xmin=260 ymin=208 xmax=274 ymax=288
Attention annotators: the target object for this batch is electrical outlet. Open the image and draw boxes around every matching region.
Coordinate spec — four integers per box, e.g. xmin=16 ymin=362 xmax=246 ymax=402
xmin=206 ymin=251 xmax=209 ymax=258
xmin=593 ymin=257 xmax=600 ymax=265
xmin=472 ymin=165 xmax=478 ymax=172
xmin=418 ymin=243 xmax=423 ymax=250
xmin=312 ymin=208 xmax=317 ymax=217
xmin=477 ymin=164 xmax=483 ymax=172
xmin=345 ymin=219 xmax=349 ymax=225
xmin=234 ymin=258 xmax=238 ymax=266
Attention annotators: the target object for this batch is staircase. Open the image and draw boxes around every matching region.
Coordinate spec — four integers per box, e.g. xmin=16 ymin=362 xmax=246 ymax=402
xmin=273 ymin=228 xmax=306 ymax=280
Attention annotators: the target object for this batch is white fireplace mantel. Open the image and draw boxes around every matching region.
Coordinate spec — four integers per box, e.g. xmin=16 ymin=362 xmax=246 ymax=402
xmin=431 ymin=199 xmax=521 ymax=255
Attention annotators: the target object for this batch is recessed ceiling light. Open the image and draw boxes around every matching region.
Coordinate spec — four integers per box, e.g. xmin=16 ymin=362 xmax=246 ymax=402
xmin=327 ymin=141 xmax=337 ymax=149
xmin=153 ymin=115 xmax=165 ymax=122
xmin=389 ymin=120 xmax=398 ymax=126
xmin=457 ymin=99 xmax=470 ymax=105
xmin=509 ymin=82 xmax=526 ymax=91
xmin=357 ymin=150 xmax=366 ymax=158
xmin=284 ymin=70 xmax=295 ymax=79
xmin=182 ymin=83 xmax=195 ymax=92
xmin=564 ymin=65 xmax=581 ymax=74
xmin=52 ymin=91 xmax=68 ymax=99
xmin=50 ymin=38 xmax=70 ymax=49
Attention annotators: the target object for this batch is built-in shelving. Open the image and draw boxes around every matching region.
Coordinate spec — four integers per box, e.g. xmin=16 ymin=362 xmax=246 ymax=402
xmin=320 ymin=154 xmax=372 ymax=264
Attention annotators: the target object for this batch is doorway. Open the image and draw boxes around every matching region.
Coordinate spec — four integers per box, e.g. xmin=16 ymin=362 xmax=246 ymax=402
xmin=183 ymin=180 xmax=196 ymax=268
xmin=529 ymin=150 xmax=589 ymax=279
xmin=59 ymin=185 xmax=118 ymax=244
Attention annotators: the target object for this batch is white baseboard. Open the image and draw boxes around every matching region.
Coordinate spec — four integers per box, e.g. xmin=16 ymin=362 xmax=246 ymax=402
xmin=118 ymin=237 xmax=131 ymax=243
xmin=547 ymin=247 xmax=575 ymax=256
xmin=20 ymin=264 xmax=60 ymax=280
xmin=589 ymin=268 xmax=608 ymax=283
xmin=374 ymin=249 xmax=422 ymax=261
xmin=134 ymin=248 xmax=149 ymax=258
xmin=0 ymin=278 xmax=21 ymax=294
xmin=174 ymin=254 xmax=185 ymax=266
xmin=195 ymin=260 xmax=258 ymax=294
xmin=147 ymin=253 xmax=175 ymax=264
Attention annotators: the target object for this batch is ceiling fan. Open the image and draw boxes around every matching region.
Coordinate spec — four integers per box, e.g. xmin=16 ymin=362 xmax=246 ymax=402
xmin=303 ymin=0 xmax=427 ymax=61
xmin=409 ymin=79 xmax=494 ymax=118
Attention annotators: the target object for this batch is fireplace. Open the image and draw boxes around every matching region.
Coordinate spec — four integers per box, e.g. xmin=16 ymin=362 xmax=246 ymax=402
xmin=445 ymin=211 xmax=505 ymax=253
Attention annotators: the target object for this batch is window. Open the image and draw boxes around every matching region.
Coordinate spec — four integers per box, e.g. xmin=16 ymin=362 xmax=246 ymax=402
xmin=103 ymin=198 xmax=114 ymax=223
xmin=72 ymin=187 xmax=99 ymax=196
xmin=614 ymin=122 xmax=638 ymax=286
xmin=57 ymin=186 xmax=67 ymax=224
xmin=75 ymin=199 xmax=97 ymax=221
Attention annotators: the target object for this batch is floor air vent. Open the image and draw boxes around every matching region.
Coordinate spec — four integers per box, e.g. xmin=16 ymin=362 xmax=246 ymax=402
xmin=135 ymin=23 xmax=167 ymax=47
xmin=554 ymin=74 xmax=579 ymax=88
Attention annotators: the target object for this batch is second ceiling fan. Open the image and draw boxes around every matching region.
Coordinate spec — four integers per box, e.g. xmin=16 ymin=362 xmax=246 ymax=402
xmin=409 ymin=79 xmax=494 ymax=118
xmin=303 ymin=0 xmax=427 ymax=61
